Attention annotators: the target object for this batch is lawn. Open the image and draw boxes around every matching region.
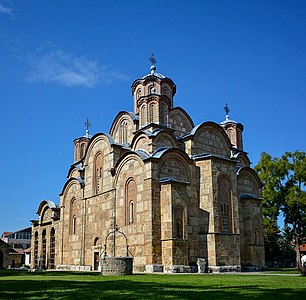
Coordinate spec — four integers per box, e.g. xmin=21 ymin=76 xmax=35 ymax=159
xmin=0 ymin=270 xmax=305 ymax=300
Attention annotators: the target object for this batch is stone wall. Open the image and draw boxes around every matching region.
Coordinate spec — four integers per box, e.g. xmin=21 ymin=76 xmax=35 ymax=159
xmin=31 ymin=69 xmax=265 ymax=274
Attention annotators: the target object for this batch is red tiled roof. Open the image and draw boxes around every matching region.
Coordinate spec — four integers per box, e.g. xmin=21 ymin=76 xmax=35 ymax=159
xmin=2 ymin=232 xmax=12 ymax=237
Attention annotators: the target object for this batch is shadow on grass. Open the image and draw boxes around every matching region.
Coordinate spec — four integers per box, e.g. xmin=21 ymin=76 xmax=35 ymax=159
xmin=0 ymin=269 xmax=99 ymax=277
xmin=0 ymin=271 xmax=305 ymax=300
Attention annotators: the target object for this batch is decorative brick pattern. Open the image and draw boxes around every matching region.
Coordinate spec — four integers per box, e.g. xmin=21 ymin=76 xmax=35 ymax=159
xmin=31 ymin=67 xmax=264 ymax=273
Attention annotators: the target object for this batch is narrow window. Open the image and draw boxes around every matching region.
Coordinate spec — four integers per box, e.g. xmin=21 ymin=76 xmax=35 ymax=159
xmin=93 ymin=152 xmax=103 ymax=194
xmin=75 ymin=144 xmax=79 ymax=161
xmin=174 ymin=206 xmax=185 ymax=239
xmin=80 ymin=143 xmax=85 ymax=158
xmin=120 ymin=121 xmax=128 ymax=144
xmin=149 ymin=104 xmax=155 ymax=123
xmin=254 ymin=231 xmax=258 ymax=245
xmin=49 ymin=228 xmax=55 ymax=269
xmin=218 ymin=176 xmax=232 ymax=233
xmin=160 ymin=104 xmax=167 ymax=125
xmin=125 ymin=179 xmax=136 ymax=225
xmin=137 ymin=88 xmax=142 ymax=99
xmin=34 ymin=232 xmax=39 ymax=269
xmin=41 ymin=230 xmax=46 ymax=269
xmin=70 ymin=199 xmax=77 ymax=235
xmin=129 ymin=201 xmax=134 ymax=224
xmin=176 ymin=221 xmax=182 ymax=239
xmin=141 ymin=105 xmax=146 ymax=126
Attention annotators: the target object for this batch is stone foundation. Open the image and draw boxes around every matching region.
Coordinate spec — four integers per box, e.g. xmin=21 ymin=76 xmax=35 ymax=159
xmin=145 ymin=264 xmax=164 ymax=273
xmin=164 ymin=265 xmax=192 ymax=273
xmin=209 ymin=265 xmax=241 ymax=273
xmin=101 ymin=257 xmax=133 ymax=276
xmin=56 ymin=265 xmax=91 ymax=271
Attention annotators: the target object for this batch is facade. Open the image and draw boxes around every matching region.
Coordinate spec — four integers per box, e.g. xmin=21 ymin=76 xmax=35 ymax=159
xmin=31 ymin=59 xmax=265 ymax=272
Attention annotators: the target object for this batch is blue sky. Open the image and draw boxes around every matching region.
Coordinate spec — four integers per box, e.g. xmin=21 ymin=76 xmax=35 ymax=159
xmin=0 ymin=0 xmax=305 ymax=233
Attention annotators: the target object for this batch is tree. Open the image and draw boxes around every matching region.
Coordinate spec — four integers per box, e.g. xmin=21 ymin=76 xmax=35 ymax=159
xmin=255 ymin=151 xmax=306 ymax=269
xmin=262 ymin=217 xmax=281 ymax=265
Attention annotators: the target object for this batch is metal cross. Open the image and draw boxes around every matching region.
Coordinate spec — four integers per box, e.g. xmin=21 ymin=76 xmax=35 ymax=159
xmin=85 ymin=118 xmax=91 ymax=131
xmin=149 ymin=53 xmax=157 ymax=66
xmin=224 ymin=103 xmax=230 ymax=116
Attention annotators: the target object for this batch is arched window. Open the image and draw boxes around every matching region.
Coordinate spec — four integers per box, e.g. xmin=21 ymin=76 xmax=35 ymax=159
xmin=34 ymin=232 xmax=39 ymax=269
xmin=93 ymin=152 xmax=103 ymax=194
xmin=137 ymin=88 xmax=142 ymax=99
xmin=41 ymin=230 xmax=46 ymax=269
xmin=70 ymin=198 xmax=77 ymax=235
xmin=174 ymin=205 xmax=186 ymax=239
xmin=162 ymin=87 xmax=169 ymax=96
xmin=149 ymin=104 xmax=155 ymax=123
xmin=80 ymin=143 xmax=86 ymax=158
xmin=141 ymin=105 xmax=146 ymax=126
xmin=227 ymin=129 xmax=234 ymax=144
xmin=94 ymin=237 xmax=100 ymax=246
xmin=125 ymin=178 xmax=136 ymax=225
xmin=120 ymin=121 xmax=128 ymax=144
xmin=254 ymin=231 xmax=258 ymax=245
xmin=237 ymin=128 xmax=243 ymax=149
xmin=160 ymin=104 xmax=167 ymax=125
xmin=49 ymin=228 xmax=55 ymax=269
xmin=149 ymin=85 xmax=156 ymax=94
xmin=218 ymin=175 xmax=232 ymax=233
xmin=75 ymin=144 xmax=79 ymax=161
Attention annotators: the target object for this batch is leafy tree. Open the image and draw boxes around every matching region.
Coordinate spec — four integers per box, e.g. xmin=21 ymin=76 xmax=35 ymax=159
xmin=255 ymin=151 xmax=306 ymax=269
xmin=262 ymin=217 xmax=281 ymax=265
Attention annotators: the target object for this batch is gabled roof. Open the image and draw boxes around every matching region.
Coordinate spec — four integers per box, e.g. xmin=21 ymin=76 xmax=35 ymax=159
xmin=109 ymin=111 xmax=139 ymax=136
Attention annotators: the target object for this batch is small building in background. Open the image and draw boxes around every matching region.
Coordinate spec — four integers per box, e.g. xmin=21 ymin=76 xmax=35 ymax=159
xmin=0 ymin=227 xmax=32 ymax=268
xmin=1 ymin=227 xmax=31 ymax=250
xmin=0 ymin=240 xmax=24 ymax=268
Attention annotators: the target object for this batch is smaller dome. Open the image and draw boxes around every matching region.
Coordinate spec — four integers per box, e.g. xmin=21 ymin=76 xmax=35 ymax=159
xmin=142 ymin=53 xmax=166 ymax=79
xmin=220 ymin=118 xmax=238 ymax=125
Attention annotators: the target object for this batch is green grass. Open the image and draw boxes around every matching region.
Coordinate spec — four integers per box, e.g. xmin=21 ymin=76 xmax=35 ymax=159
xmin=264 ymin=267 xmax=301 ymax=274
xmin=0 ymin=269 xmax=305 ymax=299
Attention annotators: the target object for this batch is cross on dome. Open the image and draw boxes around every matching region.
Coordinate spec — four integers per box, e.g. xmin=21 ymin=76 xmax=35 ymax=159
xmin=149 ymin=53 xmax=157 ymax=66
xmin=224 ymin=103 xmax=230 ymax=120
xmin=84 ymin=118 xmax=91 ymax=137
xmin=149 ymin=53 xmax=157 ymax=75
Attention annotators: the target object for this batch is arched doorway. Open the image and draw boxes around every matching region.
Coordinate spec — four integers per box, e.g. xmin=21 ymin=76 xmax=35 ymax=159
xmin=0 ymin=250 xmax=3 ymax=269
xmin=93 ymin=237 xmax=100 ymax=271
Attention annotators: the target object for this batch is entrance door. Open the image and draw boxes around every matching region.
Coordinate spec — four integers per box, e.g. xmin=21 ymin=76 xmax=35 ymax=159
xmin=94 ymin=252 xmax=99 ymax=271
xmin=0 ymin=250 xmax=3 ymax=268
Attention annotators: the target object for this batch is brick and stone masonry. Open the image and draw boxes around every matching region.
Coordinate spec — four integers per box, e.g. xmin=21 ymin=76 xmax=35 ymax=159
xmin=31 ymin=58 xmax=265 ymax=273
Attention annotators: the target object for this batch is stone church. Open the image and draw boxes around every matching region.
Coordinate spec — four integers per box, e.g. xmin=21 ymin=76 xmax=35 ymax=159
xmin=31 ymin=57 xmax=265 ymax=273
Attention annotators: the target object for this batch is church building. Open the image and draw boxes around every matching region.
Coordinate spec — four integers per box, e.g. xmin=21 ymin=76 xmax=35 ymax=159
xmin=31 ymin=56 xmax=265 ymax=272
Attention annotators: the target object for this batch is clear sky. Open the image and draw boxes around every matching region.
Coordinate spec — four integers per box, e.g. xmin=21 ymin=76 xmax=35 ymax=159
xmin=1 ymin=0 xmax=305 ymax=233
